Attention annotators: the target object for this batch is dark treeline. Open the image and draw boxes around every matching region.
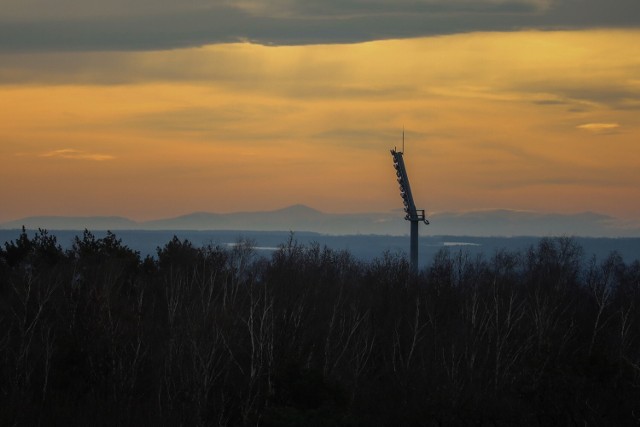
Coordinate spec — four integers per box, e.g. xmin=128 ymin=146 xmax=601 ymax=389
xmin=1 ymin=229 xmax=640 ymax=426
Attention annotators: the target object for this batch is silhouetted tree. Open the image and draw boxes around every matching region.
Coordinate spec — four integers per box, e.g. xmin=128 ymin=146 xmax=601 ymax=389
xmin=1 ymin=232 xmax=640 ymax=426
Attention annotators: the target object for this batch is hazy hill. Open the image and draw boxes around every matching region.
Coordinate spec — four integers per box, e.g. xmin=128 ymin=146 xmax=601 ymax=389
xmin=0 ymin=215 xmax=139 ymax=230
xmin=431 ymin=210 xmax=629 ymax=237
xmin=1 ymin=205 xmax=638 ymax=237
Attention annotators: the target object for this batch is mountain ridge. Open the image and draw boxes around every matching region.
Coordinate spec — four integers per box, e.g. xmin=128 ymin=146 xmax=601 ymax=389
xmin=1 ymin=205 xmax=638 ymax=237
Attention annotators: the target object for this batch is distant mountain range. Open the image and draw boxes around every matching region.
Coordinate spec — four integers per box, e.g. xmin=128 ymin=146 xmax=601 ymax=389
xmin=1 ymin=204 xmax=638 ymax=237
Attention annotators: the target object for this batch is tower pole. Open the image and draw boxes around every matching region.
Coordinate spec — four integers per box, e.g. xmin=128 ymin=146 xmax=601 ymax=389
xmin=410 ymin=219 xmax=419 ymax=274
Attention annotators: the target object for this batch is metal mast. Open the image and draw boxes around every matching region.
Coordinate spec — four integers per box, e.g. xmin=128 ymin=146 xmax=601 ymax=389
xmin=391 ymin=139 xmax=429 ymax=274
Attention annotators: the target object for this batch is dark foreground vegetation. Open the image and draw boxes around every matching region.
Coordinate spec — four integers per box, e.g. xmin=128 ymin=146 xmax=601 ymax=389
xmin=1 ymin=229 xmax=640 ymax=426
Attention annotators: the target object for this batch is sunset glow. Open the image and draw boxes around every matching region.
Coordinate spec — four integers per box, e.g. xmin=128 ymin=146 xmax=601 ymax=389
xmin=1 ymin=30 xmax=639 ymax=223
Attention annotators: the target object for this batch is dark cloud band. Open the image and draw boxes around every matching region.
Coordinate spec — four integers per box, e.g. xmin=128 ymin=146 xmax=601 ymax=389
xmin=0 ymin=0 xmax=638 ymax=52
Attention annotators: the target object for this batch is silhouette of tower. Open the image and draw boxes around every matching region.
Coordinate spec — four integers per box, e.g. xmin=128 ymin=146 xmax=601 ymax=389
xmin=391 ymin=139 xmax=429 ymax=273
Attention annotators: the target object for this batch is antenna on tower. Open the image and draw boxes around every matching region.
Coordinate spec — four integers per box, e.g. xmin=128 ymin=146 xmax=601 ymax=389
xmin=402 ymin=126 xmax=405 ymax=154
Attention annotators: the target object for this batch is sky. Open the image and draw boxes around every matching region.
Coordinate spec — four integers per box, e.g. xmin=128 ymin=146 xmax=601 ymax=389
xmin=1 ymin=0 xmax=639 ymax=225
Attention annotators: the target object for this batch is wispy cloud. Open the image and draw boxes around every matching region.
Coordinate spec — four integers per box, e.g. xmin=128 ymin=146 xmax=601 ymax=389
xmin=577 ymin=123 xmax=621 ymax=134
xmin=40 ymin=149 xmax=115 ymax=161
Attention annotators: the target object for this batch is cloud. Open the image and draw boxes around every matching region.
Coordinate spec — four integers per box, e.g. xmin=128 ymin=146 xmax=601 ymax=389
xmin=2 ymin=30 xmax=638 ymax=110
xmin=0 ymin=0 xmax=638 ymax=51
xmin=40 ymin=149 xmax=115 ymax=161
xmin=532 ymin=98 xmax=568 ymax=105
xmin=230 ymin=0 xmax=552 ymax=18
xmin=577 ymin=123 xmax=621 ymax=133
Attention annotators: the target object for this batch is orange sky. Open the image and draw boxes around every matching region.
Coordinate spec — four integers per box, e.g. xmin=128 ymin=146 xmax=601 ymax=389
xmin=1 ymin=30 xmax=639 ymax=223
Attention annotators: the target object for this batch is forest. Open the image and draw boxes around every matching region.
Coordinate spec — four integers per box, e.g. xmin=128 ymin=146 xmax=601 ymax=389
xmin=1 ymin=228 xmax=640 ymax=426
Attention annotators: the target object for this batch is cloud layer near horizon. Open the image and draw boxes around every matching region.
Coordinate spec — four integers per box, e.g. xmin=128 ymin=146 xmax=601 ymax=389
xmin=1 ymin=0 xmax=639 ymax=51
